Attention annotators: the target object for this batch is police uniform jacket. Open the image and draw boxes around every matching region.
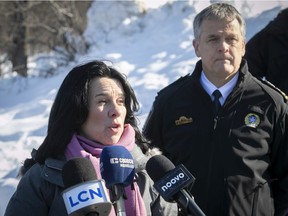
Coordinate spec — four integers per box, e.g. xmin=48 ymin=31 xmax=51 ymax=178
xmin=4 ymin=146 xmax=178 ymax=216
xmin=143 ymin=59 xmax=288 ymax=216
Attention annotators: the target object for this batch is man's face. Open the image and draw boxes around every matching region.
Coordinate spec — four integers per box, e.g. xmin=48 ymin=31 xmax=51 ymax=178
xmin=193 ymin=18 xmax=245 ymax=86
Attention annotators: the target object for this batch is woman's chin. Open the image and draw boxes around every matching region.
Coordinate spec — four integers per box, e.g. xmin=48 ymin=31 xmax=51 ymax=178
xmin=102 ymin=138 xmax=121 ymax=146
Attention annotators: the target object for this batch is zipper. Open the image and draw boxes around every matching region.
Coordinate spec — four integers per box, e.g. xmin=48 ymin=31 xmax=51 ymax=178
xmin=246 ymin=182 xmax=267 ymax=216
xmin=204 ymin=115 xmax=220 ymax=213
xmin=251 ymin=184 xmax=260 ymax=216
xmin=214 ymin=116 xmax=219 ymax=129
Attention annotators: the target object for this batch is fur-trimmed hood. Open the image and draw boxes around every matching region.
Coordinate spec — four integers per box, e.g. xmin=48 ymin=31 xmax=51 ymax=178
xmin=130 ymin=145 xmax=162 ymax=173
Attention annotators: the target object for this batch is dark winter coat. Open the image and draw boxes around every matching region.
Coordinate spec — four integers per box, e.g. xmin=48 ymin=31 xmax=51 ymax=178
xmin=245 ymin=8 xmax=288 ymax=95
xmin=143 ymin=60 xmax=288 ymax=216
xmin=4 ymin=146 xmax=178 ymax=216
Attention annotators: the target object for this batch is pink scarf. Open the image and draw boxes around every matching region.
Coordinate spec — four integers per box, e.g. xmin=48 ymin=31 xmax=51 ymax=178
xmin=64 ymin=124 xmax=147 ymax=216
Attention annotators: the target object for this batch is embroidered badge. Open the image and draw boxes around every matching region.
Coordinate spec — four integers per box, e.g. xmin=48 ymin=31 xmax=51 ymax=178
xmin=175 ymin=116 xmax=193 ymax=125
xmin=244 ymin=113 xmax=260 ymax=128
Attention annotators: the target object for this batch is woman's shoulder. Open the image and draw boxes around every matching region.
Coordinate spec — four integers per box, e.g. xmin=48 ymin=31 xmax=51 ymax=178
xmin=41 ymin=158 xmax=66 ymax=187
xmin=5 ymin=158 xmax=67 ymax=216
xmin=21 ymin=157 xmax=66 ymax=188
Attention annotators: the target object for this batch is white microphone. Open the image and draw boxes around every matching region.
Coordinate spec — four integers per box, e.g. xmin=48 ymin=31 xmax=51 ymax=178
xmin=62 ymin=158 xmax=112 ymax=216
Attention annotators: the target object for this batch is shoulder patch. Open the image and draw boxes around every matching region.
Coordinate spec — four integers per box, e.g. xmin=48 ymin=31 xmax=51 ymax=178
xmin=261 ymin=80 xmax=288 ymax=102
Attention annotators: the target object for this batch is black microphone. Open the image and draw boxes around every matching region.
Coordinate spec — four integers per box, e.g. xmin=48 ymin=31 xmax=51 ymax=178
xmin=62 ymin=157 xmax=112 ymax=216
xmin=100 ymin=146 xmax=135 ymax=216
xmin=146 ymin=155 xmax=206 ymax=216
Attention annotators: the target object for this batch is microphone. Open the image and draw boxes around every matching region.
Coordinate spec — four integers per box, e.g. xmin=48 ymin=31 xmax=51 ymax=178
xmin=62 ymin=157 xmax=112 ymax=216
xmin=146 ymin=155 xmax=206 ymax=216
xmin=100 ymin=146 xmax=135 ymax=216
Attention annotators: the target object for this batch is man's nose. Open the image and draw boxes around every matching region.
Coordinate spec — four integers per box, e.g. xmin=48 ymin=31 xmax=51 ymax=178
xmin=217 ymin=40 xmax=229 ymax=52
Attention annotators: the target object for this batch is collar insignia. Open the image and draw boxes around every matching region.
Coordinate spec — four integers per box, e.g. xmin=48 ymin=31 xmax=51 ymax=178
xmin=175 ymin=116 xmax=193 ymax=126
xmin=244 ymin=113 xmax=260 ymax=128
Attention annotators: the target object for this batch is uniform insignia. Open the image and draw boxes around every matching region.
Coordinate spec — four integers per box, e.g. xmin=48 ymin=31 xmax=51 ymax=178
xmin=261 ymin=79 xmax=288 ymax=102
xmin=175 ymin=116 xmax=193 ymax=125
xmin=244 ymin=113 xmax=260 ymax=128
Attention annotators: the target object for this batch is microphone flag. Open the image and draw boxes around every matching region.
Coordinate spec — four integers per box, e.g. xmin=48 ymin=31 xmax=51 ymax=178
xmin=100 ymin=146 xmax=135 ymax=188
xmin=62 ymin=157 xmax=112 ymax=216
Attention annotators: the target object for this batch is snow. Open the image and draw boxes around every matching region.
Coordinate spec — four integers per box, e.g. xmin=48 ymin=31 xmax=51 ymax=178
xmin=1 ymin=0 xmax=287 ymax=215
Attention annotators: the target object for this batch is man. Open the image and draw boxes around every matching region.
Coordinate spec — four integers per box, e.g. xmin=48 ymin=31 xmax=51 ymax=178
xmin=245 ymin=8 xmax=288 ymax=95
xmin=143 ymin=3 xmax=288 ymax=216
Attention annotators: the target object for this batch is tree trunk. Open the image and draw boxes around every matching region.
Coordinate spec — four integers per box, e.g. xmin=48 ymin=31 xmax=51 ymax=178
xmin=11 ymin=1 xmax=28 ymax=77
xmin=11 ymin=36 xmax=27 ymax=77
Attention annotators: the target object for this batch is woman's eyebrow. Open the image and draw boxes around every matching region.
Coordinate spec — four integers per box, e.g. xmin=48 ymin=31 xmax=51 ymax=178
xmin=94 ymin=93 xmax=125 ymax=97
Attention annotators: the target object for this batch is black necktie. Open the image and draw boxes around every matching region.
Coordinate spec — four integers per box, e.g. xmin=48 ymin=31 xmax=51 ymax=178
xmin=212 ymin=90 xmax=222 ymax=115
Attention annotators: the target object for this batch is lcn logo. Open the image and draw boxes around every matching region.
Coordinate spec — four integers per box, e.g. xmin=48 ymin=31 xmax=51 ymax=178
xmin=62 ymin=180 xmax=110 ymax=214
xmin=68 ymin=187 xmax=103 ymax=207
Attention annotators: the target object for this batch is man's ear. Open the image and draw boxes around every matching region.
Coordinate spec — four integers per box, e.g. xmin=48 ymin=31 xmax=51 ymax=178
xmin=193 ymin=39 xmax=200 ymax=57
xmin=241 ymin=39 xmax=246 ymax=57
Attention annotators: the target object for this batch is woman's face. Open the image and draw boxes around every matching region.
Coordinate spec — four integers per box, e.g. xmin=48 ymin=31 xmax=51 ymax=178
xmin=81 ymin=77 xmax=127 ymax=145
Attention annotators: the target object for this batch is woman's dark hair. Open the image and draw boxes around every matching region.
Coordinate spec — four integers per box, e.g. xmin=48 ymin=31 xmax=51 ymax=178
xmin=32 ymin=60 xmax=149 ymax=164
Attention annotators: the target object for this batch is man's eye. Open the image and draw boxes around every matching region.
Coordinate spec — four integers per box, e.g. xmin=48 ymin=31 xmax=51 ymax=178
xmin=227 ymin=37 xmax=238 ymax=43
xmin=208 ymin=38 xmax=217 ymax=42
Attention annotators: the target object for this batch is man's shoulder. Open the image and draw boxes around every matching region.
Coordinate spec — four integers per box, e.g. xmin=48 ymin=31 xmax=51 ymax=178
xmin=157 ymin=74 xmax=191 ymax=98
xmin=256 ymin=78 xmax=288 ymax=103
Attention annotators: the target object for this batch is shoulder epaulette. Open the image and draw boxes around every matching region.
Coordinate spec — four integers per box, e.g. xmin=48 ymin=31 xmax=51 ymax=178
xmin=157 ymin=74 xmax=190 ymax=95
xmin=261 ymin=79 xmax=288 ymax=102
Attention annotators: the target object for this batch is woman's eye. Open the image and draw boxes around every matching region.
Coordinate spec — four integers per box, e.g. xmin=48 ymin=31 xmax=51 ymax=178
xmin=118 ymin=98 xmax=125 ymax=105
xmin=98 ymin=99 xmax=106 ymax=104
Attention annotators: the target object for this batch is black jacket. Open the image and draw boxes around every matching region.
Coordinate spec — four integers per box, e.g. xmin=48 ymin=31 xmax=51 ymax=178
xmin=245 ymin=8 xmax=288 ymax=95
xmin=143 ymin=60 xmax=288 ymax=216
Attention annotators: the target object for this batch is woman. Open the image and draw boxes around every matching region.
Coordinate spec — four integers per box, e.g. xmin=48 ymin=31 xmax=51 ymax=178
xmin=5 ymin=60 xmax=177 ymax=216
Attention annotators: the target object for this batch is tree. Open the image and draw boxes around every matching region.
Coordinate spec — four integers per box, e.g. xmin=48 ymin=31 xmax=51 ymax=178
xmin=0 ymin=0 xmax=91 ymax=77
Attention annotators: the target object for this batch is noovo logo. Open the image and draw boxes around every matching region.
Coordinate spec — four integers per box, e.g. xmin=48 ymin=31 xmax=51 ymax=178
xmin=161 ymin=172 xmax=185 ymax=192
xmin=154 ymin=164 xmax=195 ymax=200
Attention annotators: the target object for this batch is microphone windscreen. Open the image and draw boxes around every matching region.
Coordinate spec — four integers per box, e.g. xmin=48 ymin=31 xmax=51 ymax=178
xmin=100 ymin=146 xmax=135 ymax=188
xmin=62 ymin=157 xmax=97 ymax=188
xmin=146 ymin=154 xmax=175 ymax=182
